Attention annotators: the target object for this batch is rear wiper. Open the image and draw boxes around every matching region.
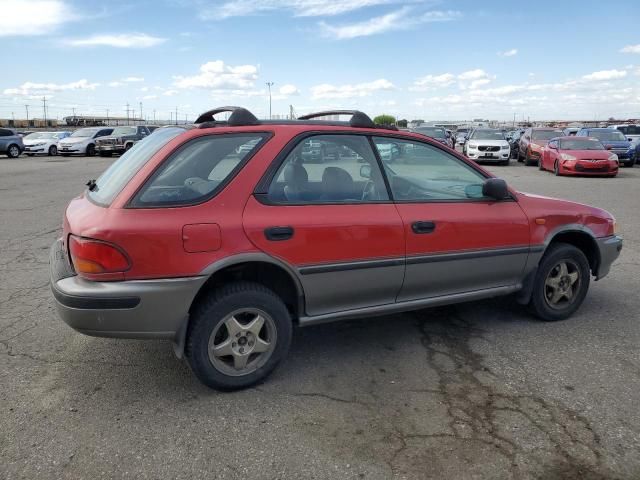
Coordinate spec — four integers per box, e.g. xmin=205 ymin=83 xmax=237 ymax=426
xmin=86 ymin=179 xmax=97 ymax=191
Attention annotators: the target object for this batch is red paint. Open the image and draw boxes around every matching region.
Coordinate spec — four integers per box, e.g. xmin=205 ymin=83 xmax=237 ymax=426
xmin=61 ymin=124 xmax=616 ymax=282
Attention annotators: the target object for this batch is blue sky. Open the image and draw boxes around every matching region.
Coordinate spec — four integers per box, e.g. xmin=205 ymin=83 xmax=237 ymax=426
xmin=2 ymin=0 xmax=640 ymax=121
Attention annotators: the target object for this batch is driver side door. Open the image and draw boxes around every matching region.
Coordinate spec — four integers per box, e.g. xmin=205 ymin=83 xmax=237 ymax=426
xmin=371 ymin=137 xmax=530 ymax=302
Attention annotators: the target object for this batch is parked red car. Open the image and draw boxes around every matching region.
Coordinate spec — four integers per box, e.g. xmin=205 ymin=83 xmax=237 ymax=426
xmin=518 ymin=127 xmax=565 ymax=166
xmin=540 ymin=136 xmax=619 ymax=176
xmin=50 ymin=107 xmax=622 ymax=390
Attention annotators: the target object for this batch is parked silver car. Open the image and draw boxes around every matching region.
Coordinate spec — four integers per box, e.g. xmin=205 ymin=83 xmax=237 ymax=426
xmin=0 ymin=128 xmax=25 ymax=158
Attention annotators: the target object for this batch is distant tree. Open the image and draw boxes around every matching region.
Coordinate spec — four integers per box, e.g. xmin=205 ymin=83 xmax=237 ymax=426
xmin=397 ymin=119 xmax=408 ymax=128
xmin=373 ymin=114 xmax=396 ymax=125
xmin=412 ymin=119 xmax=425 ymax=126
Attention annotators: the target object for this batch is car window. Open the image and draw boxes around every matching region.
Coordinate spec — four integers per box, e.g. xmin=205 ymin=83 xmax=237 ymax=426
xmin=97 ymin=129 xmax=113 ymax=137
xmin=372 ymin=137 xmax=488 ymax=201
xmin=0 ymin=129 xmax=12 ymax=137
xmin=133 ymin=133 xmax=268 ymax=207
xmin=88 ymin=127 xmax=187 ymax=206
xmin=267 ymin=135 xmax=389 ymax=204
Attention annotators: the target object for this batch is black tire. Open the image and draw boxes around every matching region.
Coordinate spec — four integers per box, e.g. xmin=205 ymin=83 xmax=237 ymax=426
xmin=554 ymin=160 xmax=561 ymax=176
xmin=6 ymin=144 xmax=20 ymax=158
xmin=186 ymin=282 xmax=292 ymax=390
xmin=86 ymin=144 xmax=95 ymax=156
xmin=99 ymin=152 xmax=112 ymax=157
xmin=500 ymin=160 xmax=509 ymax=166
xmin=529 ymin=243 xmax=590 ymax=322
xmin=48 ymin=145 xmax=57 ymax=156
xmin=26 ymin=153 xmax=34 ymax=157
xmin=538 ymin=158 xmax=545 ymax=170
xmin=124 ymin=143 xmax=133 ymax=151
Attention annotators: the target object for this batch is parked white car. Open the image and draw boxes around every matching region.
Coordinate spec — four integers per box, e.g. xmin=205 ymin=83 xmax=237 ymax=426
xmin=463 ymin=128 xmax=511 ymax=165
xmin=57 ymin=127 xmax=114 ymax=156
xmin=23 ymin=131 xmax=71 ymax=156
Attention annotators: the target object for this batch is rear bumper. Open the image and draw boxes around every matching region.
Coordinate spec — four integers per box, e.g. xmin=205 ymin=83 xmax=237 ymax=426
xmin=595 ymin=235 xmax=623 ymax=280
xmin=49 ymin=240 xmax=206 ymax=339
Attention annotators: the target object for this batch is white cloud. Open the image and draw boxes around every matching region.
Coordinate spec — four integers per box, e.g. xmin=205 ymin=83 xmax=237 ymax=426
xmin=319 ymin=8 xmax=461 ymax=39
xmin=140 ymin=87 xmax=149 ymax=92
xmin=279 ymin=84 xmax=299 ymax=96
xmin=2 ymin=0 xmax=80 ymax=37
xmin=411 ymin=73 xmax=456 ymax=91
xmin=199 ymin=0 xmax=422 ymax=20
xmin=64 ymin=33 xmax=166 ymax=48
xmin=469 ymin=78 xmax=491 ymax=89
xmin=3 ymin=79 xmax=100 ymax=96
xmin=142 ymin=95 xmax=158 ymax=100
xmin=173 ymin=60 xmax=259 ymax=91
xmin=123 ymin=76 xmax=144 ymax=82
xmin=582 ymin=69 xmax=627 ymax=81
xmin=457 ymin=69 xmax=488 ymax=81
xmin=310 ymin=79 xmax=395 ymax=99
xmin=621 ymin=44 xmax=640 ymax=54
xmin=108 ymin=81 xmax=124 ymax=87
xmin=498 ymin=48 xmax=518 ymax=57
xmin=163 ymin=89 xmax=179 ymax=96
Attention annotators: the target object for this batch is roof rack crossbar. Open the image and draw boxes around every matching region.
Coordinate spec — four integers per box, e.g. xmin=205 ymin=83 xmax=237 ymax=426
xmin=195 ymin=106 xmax=260 ymax=126
xmin=297 ymin=110 xmax=376 ymax=129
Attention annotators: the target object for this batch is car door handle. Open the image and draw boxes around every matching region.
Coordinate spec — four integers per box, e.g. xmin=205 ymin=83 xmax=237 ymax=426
xmin=264 ymin=226 xmax=294 ymax=241
xmin=411 ymin=221 xmax=436 ymax=234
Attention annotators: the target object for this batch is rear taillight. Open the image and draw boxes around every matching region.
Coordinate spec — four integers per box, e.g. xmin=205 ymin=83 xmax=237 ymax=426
xmin=69 ymin=235 xmax=131 ymax=276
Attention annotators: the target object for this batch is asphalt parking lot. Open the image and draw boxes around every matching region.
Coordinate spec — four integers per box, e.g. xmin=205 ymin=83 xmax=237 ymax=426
xmin=1 ymin=154 xmax=638 ymax=479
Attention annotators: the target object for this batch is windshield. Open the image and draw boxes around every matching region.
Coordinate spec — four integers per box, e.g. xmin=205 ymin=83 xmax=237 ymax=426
xmin=532 ymin=130 xmax=563 ymax=140
xmin=71 ymin=128 xmax=98 ymax=138
xmin=470 ymin=129 xmax=504 ymax=140
xmin=25 ymin=132 xmax=57 ymax=139
xmin=615 ymin=125 xmax=640 ymax=135
xmin=111 ymin=127 xmax=137 ymax=136
xmin=415 ymin=127 xmax=445 ymax=139
xmin=589 ymin=130 xmax=626 ymax=142
xmin=559 ymin=138 xmax=605 ymax=150
xmin=87 ymin=127 xmax=185 ymax=206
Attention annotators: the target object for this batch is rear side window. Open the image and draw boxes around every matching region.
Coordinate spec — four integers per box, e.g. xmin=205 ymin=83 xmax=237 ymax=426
xmin=88 ymin=127 xmax=185 ymax=206
xmin=132 ymin=133 xmax=268 ymax=207
xmin=0 ymin=129 xmax=12 ymax=137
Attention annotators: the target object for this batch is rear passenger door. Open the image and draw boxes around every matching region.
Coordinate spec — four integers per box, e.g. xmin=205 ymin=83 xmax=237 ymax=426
xmin=243 ymin=134 xmax=405 ymax=316
xmin=372 ymin=136 xmax=530 ymax=302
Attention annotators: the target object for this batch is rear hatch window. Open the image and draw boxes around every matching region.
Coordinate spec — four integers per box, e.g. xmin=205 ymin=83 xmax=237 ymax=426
xmin=87 ymin=127 xmax=185 ymax=206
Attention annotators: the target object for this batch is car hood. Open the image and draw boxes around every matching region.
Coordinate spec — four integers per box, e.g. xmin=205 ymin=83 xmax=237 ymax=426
xmin=23 ymin=138 xmax=52 ymax=145
xmin=60 ymin=137 xmax=89 ymax=144
xmin=469 ymin=139 xmax=509 ymax=146
xmin=559 ymin=149 xmax=612 ymax=159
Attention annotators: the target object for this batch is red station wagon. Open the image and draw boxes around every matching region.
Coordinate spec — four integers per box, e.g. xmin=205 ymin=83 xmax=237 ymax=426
xmin=50 ymin=107 xmax=623 ymax=390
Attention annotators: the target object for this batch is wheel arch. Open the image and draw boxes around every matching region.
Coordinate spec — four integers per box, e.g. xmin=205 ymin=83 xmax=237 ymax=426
xmin=173 ymin=253 xmax=305 ymax=358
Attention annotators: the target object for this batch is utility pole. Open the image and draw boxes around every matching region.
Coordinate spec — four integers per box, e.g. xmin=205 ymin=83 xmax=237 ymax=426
xmin=184 ymin=114 xmax=187 ymax=124
xmin=25 ymin=105 xmax=29 ymax=126
xmin=175 ymin=106 xmax=178 ymax=125
xmin=170 ymin=111 xmax=173 ymax=124
xmin=106 ymin=109 xmax=109 ymax=125
xmin=265 ymin=82 xmax=274 ymax=119
xmin=42 ymin=97 xmax=48 ymax=125
xmin=512 ymin=112 xmax=516 ymax=128
xmin=125 ymin=103 xmax=130 ymax=125
xmin=139 ymin=102 xmax=143 ymax=124
xmin=153 ymin=109 xmax=156 ymax=124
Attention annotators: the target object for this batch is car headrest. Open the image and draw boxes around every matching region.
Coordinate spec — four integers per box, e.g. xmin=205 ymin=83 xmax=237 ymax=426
xmin=322 ymin=167 xmax=354 ymax=198
xmin=283 ymin=163 xmax=308 ymax=184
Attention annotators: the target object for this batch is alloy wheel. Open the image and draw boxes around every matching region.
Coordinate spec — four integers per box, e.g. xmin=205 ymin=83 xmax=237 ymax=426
xmin=544 ymin=260 xmax=581 ymax=310
xmin=208 ymin=308 xmax=277 ymax=376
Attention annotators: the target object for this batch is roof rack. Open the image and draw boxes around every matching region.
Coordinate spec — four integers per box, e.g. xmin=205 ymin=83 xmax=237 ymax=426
xmin=195 ymin=106 xmax=397 ymax=130
xmin=195 ymin=106 xmax=260 ymax=127
xmin=297 ymin=110 xmax=376 ymax=128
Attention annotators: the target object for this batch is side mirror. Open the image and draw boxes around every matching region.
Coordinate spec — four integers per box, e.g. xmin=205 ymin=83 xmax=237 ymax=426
xmin=482 ymin=178 xmax=509 ymax=200
xmin=629 ymin=138 xmax=633 ymax=142
xmin=360 ymin=164 xmax=372 ymax=179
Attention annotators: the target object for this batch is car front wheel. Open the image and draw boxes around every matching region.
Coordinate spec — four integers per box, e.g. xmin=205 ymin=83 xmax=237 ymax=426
xmin=529 ymin=243 xmax=590 ymax=321
xmin=186 ymin=282 xmax=292 ymax=390
xmin=48 ymin=145 xmax=57 ymax=156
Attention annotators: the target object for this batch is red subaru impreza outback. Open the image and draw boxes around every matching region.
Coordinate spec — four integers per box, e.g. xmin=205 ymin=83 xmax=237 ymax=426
xmin=50 ymin=107 xmax=622 ymax=390
xmin=540 ymin=136 xmax=619 ymax=176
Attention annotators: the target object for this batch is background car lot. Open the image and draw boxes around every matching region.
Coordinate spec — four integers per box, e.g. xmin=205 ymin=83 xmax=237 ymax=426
xmin=1 ymin=155 xmax=639 ymax=479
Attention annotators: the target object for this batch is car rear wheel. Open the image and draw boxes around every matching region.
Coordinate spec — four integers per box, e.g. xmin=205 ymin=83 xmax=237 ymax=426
xmin=86 ymin=144 xmax=95 ymax=156
xmin=48 ymin=145 xmax=57 ymax=156
xmin=186 ymin=282 xmax=292 ymax=390
xmin=7 ymin=145 xmax=20 ymax=158
xmin=554 ymin=160 xmax=561 ymax=176
xmin=529 ymin=243 xmax=590 ymax=321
